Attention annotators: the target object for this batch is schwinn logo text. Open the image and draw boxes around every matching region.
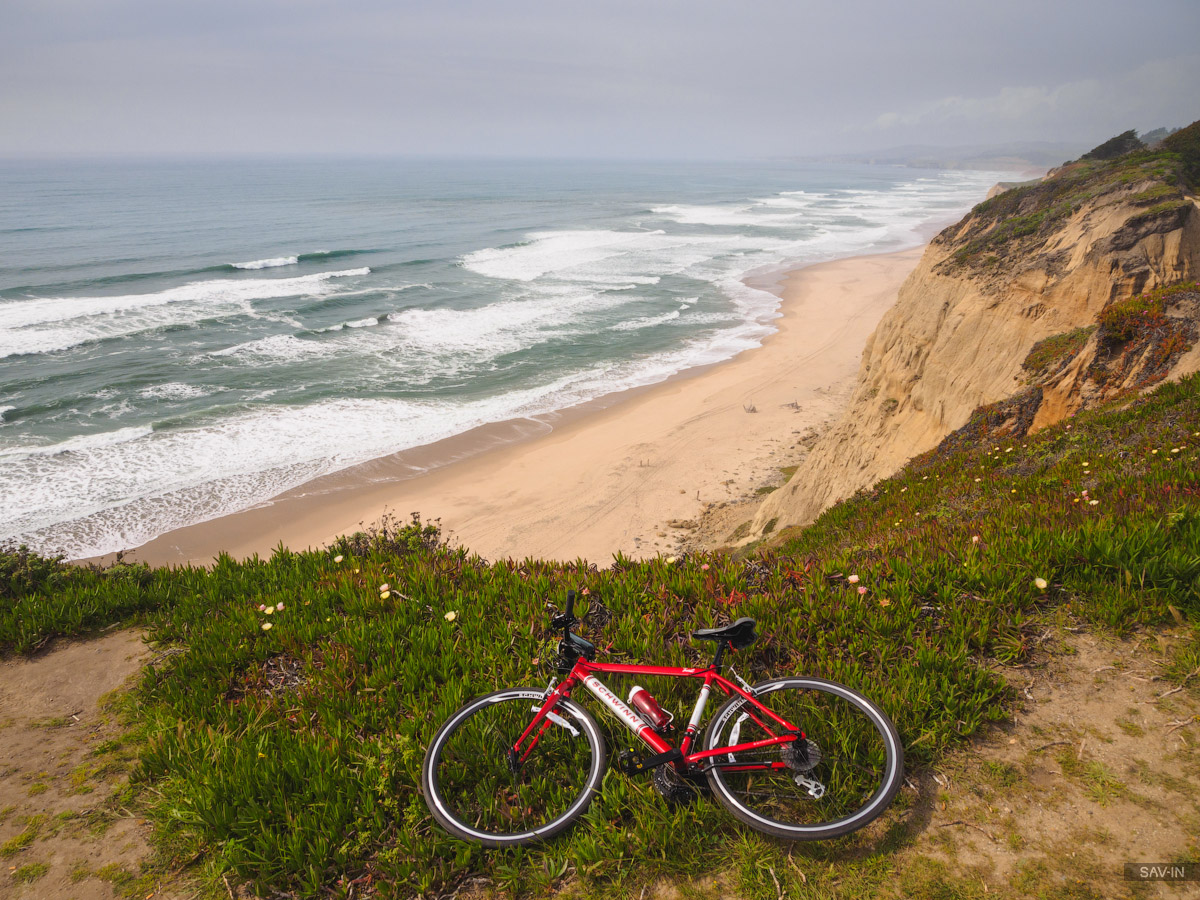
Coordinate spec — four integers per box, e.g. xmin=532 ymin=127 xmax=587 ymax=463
xmin=582 ymin=676 xmax=647 ymax=736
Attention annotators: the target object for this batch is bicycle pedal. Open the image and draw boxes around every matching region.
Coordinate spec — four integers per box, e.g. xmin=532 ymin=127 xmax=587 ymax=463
xmin=618 ymin=750 xmax=645 ymax=776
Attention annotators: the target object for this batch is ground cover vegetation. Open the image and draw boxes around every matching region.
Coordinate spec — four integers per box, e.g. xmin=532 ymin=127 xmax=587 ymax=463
xmin=2 ymin=363 xmax=1198 ymax=898
xmin=939 ymin=119 xmax=1199 ymax=271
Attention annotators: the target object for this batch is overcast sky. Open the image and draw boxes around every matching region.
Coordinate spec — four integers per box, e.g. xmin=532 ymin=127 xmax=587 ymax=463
xmin=2 ymin=0 xmax=1197 ymax=159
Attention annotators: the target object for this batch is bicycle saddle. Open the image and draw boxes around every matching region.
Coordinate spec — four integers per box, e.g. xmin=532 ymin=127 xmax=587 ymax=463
xmin=692 ymin=617 xmax=757 ymax=649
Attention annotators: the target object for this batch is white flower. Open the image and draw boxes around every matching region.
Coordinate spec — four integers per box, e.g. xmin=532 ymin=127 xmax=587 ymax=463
xmin=1034 ymin=577 xmax=1048 ymax=591
xmin=847 ymin=574 xmax=860 ymax=584
xmin=379 ymin=583 xmax=390 ymax=592
xmin=333 ymin=555 xmax=344 ymax=563
xmin=261 ymin=622 xmax=273 ymax=631
xmin=1089 ymin=499 xmax=1099 ymax=506
xmin=445 ymin=611 xmax=458 ymax=622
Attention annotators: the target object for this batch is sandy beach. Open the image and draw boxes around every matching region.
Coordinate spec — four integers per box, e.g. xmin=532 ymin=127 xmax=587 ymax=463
xmin=121 ymin=246 xmax=923 ymax=568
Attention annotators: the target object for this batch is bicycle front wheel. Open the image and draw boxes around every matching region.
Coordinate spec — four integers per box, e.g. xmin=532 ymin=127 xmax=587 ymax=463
xmin=703 ymin=677 xmax=903 ymax=840
xmin=421 ymin=688 xmax=606 ymax=847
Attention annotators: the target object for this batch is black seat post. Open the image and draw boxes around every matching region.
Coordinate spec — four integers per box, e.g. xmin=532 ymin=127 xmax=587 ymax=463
xmin=712 ymin=640 xmax=728 ymax=670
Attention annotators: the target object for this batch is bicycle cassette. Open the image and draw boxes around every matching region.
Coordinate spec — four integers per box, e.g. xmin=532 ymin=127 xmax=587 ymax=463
xmin=782 ymin=737 xmax=822 ymax=773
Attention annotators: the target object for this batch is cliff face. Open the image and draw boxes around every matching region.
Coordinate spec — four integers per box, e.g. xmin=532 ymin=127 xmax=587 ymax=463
xmin=752 ymin=131 xmax=1200 ymax=538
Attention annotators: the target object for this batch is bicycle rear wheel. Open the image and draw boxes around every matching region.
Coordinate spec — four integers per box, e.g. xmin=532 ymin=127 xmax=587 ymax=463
xmin=422 ymin=688 xmax=606 ymax=847
xmin=703 ymin=677 xmax=902 ymax=840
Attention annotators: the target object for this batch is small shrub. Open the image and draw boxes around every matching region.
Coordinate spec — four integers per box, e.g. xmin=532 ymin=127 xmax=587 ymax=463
xmin=1022 ymin=326 xmax=1095 ymax=376
xmin=1098 ymin=294 xmax=1168 ymax=343
xmin=0 ymin=545 xmax=65 ymax=599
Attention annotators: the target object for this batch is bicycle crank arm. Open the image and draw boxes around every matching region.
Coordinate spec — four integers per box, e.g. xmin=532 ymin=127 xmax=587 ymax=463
xmin=620 ymin=747 xmax=683 ymax=775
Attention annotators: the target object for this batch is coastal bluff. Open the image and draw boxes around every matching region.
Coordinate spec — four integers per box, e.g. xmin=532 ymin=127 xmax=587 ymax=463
xmin=752 ymin=122 xmax=1200 ymax=538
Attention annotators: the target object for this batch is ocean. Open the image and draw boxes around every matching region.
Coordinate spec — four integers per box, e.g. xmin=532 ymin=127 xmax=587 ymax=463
xmin=0 ymin=157 xmax=1010 ymax=559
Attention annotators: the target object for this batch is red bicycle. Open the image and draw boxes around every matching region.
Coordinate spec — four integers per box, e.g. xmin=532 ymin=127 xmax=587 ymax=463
xmin=421 ymin=591 xmax=903 ymax=846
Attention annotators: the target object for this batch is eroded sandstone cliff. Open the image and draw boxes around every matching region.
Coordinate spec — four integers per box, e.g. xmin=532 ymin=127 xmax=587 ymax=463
xmin=751 ymin=124 xmax=1200 ymax=538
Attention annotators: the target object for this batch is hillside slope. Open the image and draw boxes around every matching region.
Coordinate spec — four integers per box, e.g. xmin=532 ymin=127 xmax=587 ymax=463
xmin=752 ymin=121 xmax=1200 ymax=537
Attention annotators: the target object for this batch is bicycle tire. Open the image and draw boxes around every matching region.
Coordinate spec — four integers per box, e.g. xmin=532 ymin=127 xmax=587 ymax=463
xmin=422 ymin=687 xmax=606 ymax=847
xmin=703 ymin=677 xmax=903 ymax=840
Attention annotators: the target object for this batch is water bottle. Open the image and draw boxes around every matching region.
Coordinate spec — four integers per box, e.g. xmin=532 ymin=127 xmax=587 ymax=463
xmin=627 ymin=685 xmax=673 ymax=732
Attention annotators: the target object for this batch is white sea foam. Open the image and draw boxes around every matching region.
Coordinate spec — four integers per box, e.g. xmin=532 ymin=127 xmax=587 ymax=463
xmin=608 ymin=310 xmax=681 ymax=331
xmin=0 ymin=425 xmax=153 ymax=461
xmin=138 ymin=383 xmax=214 ymax=401
xmin=0 ymin=406 xmax=14 ymax=424
xmin=212 ymin=333 xmax=341 ymax=363
xmin=231 ymin=256 xmax=299 ymax=270
xmin=0 ymin=268 xmax=371 ymax=359
xmin=0 ymin=322 xmax=771 ymax=557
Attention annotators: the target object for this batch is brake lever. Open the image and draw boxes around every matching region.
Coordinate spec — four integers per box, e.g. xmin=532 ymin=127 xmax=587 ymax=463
xmin=550 ymin=613 xmax=579 ymax=631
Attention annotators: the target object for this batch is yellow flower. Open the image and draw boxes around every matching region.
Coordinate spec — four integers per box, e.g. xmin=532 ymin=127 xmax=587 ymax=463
xmin=380 ymin=590 xmax=391 ymax=600
xmin=974 ymin=477 xmax=982 ymax=483
xmin=333 ymin=554 xmax=344 ymax=563
xmin=879 ymin=598 xmax=891 ymax=608
xmin=264 ymin=605 xmax=275 ymax=615
xmin=261 ymin=622 xmax=273 ymax=631
xmin=1034 ymin=577 xmax=1048 ymax=591
xmin=445 ymin=611 xmax=458 ymax=622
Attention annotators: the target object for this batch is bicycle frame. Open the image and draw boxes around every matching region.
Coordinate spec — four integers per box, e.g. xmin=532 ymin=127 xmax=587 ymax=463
xmin=514 ymin=656 xmax=805 ymax=774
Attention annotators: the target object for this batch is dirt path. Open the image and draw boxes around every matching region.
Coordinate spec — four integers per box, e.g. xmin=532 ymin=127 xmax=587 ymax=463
xmin=875 ymin=628 xmax=1200 ymax=899
xmin=0 ymin=630 xmax=184 ymax=900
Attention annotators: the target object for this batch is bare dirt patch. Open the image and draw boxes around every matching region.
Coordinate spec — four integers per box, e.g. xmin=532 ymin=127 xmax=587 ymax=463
xmin=880 ymin=628 xmax=1200 ymax=899
xmin=0 ymin=630 xmax=183 ymax=900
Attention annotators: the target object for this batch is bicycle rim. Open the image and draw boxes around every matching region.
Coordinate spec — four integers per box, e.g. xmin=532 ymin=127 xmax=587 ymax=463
xmin=703 ymin=677 xmax=902 ymax=840
xmin=422 ymin=688 xmax=606 ymax=846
